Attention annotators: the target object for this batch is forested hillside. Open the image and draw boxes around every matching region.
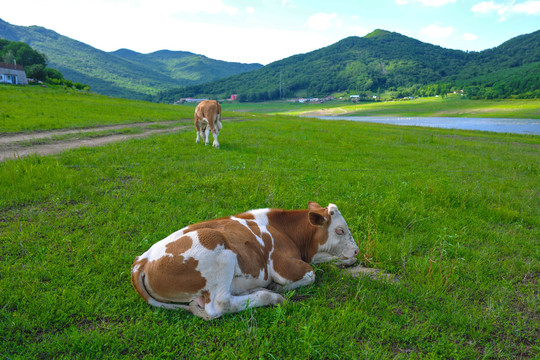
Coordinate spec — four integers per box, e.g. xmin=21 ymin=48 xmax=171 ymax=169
xmin=0 ymin=39 xmax=86 ymax=89
xmin=156 ymin=29 xmax=540 ymax=102
xmin=0 ymin=19 xmax=262 ymax=99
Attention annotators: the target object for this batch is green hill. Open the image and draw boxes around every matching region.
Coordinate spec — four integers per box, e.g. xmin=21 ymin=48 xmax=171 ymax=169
xmin=156 ymin=29 xmax=540 ymax=102
xmin=0 ymin=19 xmax=262 ymax=100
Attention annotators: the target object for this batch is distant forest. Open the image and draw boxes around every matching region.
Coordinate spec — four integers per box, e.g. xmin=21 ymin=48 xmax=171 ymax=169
xmin=156 ymin=29 xmax=540 ymax=103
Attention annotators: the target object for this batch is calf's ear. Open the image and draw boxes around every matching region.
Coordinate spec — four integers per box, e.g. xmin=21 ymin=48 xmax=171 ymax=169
xmin=308 ymin=201 xmax=322 ymax=210
xmin=308 ymin=209 xmax=327 ymax=226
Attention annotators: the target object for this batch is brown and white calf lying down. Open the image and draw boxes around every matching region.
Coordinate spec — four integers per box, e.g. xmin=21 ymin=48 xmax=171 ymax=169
xmin=131 ymin=202 xmax=359 ymax=320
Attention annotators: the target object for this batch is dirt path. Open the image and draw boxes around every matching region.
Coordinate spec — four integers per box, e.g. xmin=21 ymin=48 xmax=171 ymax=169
xmin=0 ymin=121 xmax=191 ymax=162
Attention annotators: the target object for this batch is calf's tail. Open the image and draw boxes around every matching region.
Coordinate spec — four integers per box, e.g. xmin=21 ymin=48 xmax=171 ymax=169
xmin=131 ymin=257 xmax=152 ymax=303
xmin=130 ymin=257 xmax=198 ymax=313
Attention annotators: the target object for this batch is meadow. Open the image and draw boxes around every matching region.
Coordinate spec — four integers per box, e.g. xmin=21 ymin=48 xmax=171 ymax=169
xmin=1 ymin=87 xmax=539 ymax=359
xmin=0 ymin=85 xmax=195 ymax=133
xmin=220 ymin=96 xmax=540 ymax=119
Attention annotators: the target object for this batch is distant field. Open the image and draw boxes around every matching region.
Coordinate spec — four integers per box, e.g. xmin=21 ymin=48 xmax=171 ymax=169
xmin=221 ymin=96 xmax=540 ymax=119
xmin=1 ymin=86 xmax=539 ymax=358
xmin=0 ymin=85 xmax=196 ymax=133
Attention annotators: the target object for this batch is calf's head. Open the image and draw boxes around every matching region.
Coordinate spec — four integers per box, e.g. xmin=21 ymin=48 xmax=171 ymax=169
xmin=308 ymin=202 xmax=359 ymax=266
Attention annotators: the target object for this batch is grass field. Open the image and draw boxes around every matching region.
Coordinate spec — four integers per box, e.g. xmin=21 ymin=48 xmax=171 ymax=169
xmin=1 ymin=87 xmax=539 ymax=358
xmin=220 ymin=96 xmax=540 ymax=119
xmin=0 ymin=85 xmax=197 ymax=133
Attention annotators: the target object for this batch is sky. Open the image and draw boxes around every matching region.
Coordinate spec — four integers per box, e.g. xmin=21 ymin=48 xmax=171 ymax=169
xmin=2 ymin=0 xmax=540 ymax=65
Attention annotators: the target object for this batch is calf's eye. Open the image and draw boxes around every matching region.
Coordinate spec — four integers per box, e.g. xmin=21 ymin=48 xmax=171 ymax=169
xmin=335 ymin=227 xmax=345 ymax=235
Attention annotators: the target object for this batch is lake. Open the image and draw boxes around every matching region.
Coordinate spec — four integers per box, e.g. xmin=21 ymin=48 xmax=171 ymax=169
xmin=313 ymin=116 xmax=540 ymax=135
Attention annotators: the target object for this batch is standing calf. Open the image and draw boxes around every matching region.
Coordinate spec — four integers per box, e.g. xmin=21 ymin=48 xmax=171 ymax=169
xmin=194 ymin=100 xmax=222 ymax=148
xmin=131 ymin=202 xmax=359 ymax=320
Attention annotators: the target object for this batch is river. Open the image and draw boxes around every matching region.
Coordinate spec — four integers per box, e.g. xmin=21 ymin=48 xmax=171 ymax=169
xmin=313 ymin=116 xmax=540 ymax=135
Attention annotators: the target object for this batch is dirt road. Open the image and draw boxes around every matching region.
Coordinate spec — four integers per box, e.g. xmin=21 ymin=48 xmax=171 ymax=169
xmin=0 ymin=121 xmax=191 ymax=162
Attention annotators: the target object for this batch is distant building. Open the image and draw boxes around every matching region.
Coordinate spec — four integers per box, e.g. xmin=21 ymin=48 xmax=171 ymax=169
xmin=177 ymin=98 xmax=209 ymax=103
xmin=230 ymin=94 xmax=238 ymax=101
xmin=0 ymin=63 xmax=28 ymax=85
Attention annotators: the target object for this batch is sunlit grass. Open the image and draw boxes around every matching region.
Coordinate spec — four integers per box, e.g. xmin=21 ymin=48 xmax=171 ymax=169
xmin=259 ymin=95 xmax=540 ymax=119
xmin=0 ymin=85 xmax=196 ymax=133
xmin=0 ymin=87 xmax=539 ymax=358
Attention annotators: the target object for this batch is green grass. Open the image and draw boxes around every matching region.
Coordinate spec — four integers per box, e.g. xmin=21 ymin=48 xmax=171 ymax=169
xmin=0 ymin=85 xmax=198 ymax=133
xmin=243 ymin=96 xmax=540 ymax=119
xmin=1 ymin=88 xmax=539 ymax=359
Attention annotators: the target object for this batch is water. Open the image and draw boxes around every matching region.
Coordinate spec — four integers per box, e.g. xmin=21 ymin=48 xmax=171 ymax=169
xmin=313 ymin=116 xmax=540 ymax=135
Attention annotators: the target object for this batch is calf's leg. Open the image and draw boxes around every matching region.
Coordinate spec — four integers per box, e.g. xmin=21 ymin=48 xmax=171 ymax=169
xmin=202 ymin=251 xmax=284 ymax=319
xmin=270 ymin=257 xmax=315 ymax=292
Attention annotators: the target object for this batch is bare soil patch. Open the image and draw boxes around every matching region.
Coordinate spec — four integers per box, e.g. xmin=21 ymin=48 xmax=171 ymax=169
xmin=300 ymin=107 xmax=350 ymax=117
xmin=346 ymin=265 xmax=399 ymax=283
xmin=0 ymin=121 xmax=190 ymax=161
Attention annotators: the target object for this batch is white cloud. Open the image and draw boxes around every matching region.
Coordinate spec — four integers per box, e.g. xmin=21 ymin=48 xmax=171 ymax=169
xmin=419 ymin=24 xmax=454 ymax=38
xmin=472 ymin=1 xmax=540 ymax=20
xmin=472 ymin=1 xmax=503 ymax=14
xmin=246 ymin=6 xmax=255 ymax=13
xmin=282 ymin=0 xmax=295 ymax=8
xmin=416 ymin=0 xmax=456 ymax=6
xmin=142 ymin=0 xmax=239 ymax=16
xmin=307 ymin=13 xmax=340 ymax=31
xmin=350 ymin=25 xmax=370 ymax=37
xmin=511 ymin=0 xmax=540 ymax=14
xmin=397 ymin=0 xmax=455 ymax=6
xmin=463 ymin=33 xmax=479 ymax=41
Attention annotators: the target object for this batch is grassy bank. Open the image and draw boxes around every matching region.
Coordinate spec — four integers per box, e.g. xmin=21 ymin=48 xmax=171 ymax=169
xmin=221 ymin=96 xmax=540 ymax=119
xmin=0 ymin=85 xmax=198 ymax=133
xmin=1 ymin=96 xmax=539 ymax=358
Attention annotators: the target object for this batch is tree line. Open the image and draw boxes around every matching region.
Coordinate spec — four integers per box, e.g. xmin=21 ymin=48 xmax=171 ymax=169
xmin=0 ymin=39 xmax=88 ymax=90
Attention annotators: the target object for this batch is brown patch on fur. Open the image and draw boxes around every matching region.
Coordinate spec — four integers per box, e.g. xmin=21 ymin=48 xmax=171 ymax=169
xmin=165 ymin=236 xmax=192 ymax=256
xmin=268 ymin=222 xmax=313 ymax=281
xmin=308 ymin=202 xmax=330 ymax=246
xmin=260 ymin=232 xmax=273 ymax=280
xmin=182 ymin=217 xmax=270 ymax=279
xmin=198 ymin=228 xmax=225 ymax=250
xmin=202 ymin=290 xmax=211 ymax=304
xmin=266 ymin=204 xmax=331 ymax=281
xmin=246 ymin=220 xmax=261 ymax=237
xmin=262 ymin=233 xmax=273 ymax=250
xmin=185 ymin=217 xmax=271 ymax=277
xmin=236 ymin=212 xmax=255 ymax=220
xmin=222 ymin=221 xmax=267 ymax=278
xmin=274 ymin=256 xmax=314 ymax=282
xmin=144 ymin=256 xmax=206 ymax=302
xmin=267 ymin=207 xmax=329 ymax=263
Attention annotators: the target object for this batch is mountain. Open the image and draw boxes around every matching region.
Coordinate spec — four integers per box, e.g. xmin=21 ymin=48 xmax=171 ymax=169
xmin=156 ymin=29 xmax=540 ymax=102
xmin=0 ymin=19 xmax=262 ymax=100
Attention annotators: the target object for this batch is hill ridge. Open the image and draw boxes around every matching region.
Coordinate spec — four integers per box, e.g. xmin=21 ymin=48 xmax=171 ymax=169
xmin=156 ymin=28 xmax=540 ymax=102
xmin=0 ymin=18 xmax=263 ymax=99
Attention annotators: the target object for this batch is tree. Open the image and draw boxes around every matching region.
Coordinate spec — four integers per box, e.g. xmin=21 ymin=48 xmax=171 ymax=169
xmin=3 ymin=41 xmax=47 ymax=66
xmin=2 ymin=50 xmax=15 ymax=65
xmin=25 ymin=64 xmax=46 ymax=81
xmin=45 ymin=68 xmax=64 ymax=81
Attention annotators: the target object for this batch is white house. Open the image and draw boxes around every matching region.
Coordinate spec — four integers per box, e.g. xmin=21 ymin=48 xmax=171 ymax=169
xmin=0 ymin=63 xmax=28 ymax=85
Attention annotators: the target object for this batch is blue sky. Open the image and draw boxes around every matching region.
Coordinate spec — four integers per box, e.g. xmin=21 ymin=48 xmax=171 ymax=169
xmin=2 ymin=0 xmax=539 ymax=64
